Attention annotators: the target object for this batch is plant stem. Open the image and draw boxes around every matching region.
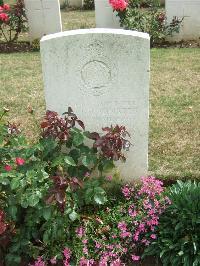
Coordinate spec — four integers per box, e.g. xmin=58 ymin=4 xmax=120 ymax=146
xmin=0 ymin=25 xmax=9 ymax=42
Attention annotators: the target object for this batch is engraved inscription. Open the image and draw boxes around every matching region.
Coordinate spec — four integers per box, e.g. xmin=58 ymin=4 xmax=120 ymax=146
xmin=81 ymin=60 xmax=111 ymax=96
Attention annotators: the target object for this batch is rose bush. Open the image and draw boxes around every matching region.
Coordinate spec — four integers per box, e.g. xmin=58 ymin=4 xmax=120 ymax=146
xmin=0 ymin=0 xmax=27 ymax=43
xmin=109 ymin=0 xmax=183 ymax=46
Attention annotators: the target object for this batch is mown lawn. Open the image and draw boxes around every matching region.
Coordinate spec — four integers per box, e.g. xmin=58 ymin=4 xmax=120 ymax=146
xmin=0 ymin=10 xmax=199 ymax=181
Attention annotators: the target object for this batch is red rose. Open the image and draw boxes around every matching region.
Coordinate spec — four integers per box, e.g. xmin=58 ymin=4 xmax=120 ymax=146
xmin=0 ymin=13 xmax=9 ymax=22
xmin=3 ymin=4 xmax=10 ymax=11
xmin=4 ymin=165 xmax=12 ymax=171
xmin=16 ymin=157 xmax=25 ymax=166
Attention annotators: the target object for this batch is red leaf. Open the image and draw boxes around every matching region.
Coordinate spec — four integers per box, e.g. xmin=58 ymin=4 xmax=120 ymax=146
xmin=89 ymin=132 xmax=100 ymax=140
xmin=77 ymin=119 xmax=85 ymax=130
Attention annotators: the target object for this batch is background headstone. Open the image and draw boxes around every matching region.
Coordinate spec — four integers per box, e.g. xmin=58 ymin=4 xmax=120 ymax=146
xmin=95 ymin=0 xmax=121 ymax=28
xmin=40 ymin=29 xmax=150 ymax=180
xmin=68 ymin=0 xmax=83 ymax=8
xmin=166 ymin=0 xmax=200 ymax=41
xmin=24 ymin=0 xmax=62 ymax=42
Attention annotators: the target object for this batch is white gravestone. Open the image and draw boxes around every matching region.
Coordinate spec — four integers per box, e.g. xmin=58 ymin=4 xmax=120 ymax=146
xmin=24 ymin=0 xmax=62 ymax=42
xmin=95 ymin=0 xmax=121 ymax=28
xmin=166 ymin=0 xmax=200 ymax=41
xmin=40 ymin=29 xmax=150 ymax=180
xmin=68 ymin=0 xmax=83 ymax=8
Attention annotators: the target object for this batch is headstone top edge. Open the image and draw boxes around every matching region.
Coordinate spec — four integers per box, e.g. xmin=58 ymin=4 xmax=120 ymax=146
xmin=40 ymin=28 xmax=150 ymax=43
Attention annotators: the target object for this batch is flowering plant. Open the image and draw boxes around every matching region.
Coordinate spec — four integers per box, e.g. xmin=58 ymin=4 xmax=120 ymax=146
xmin=0 ymin=0 xmax=27 ymax=43
xmin=109 ymin=0 xmax=183 ymax=46
xmin=144 ymin=180 xmax=200 ymax=265
xmin=0 ymin=107 xmax=130 ymax=265
xmin=109 ymin=0 xmax=128 ymax=11
xmin=70 ymin=176 xmax=170 ymax=265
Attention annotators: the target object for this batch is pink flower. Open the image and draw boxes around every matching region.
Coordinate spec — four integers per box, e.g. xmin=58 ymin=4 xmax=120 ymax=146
xmin=84 ymin=172 xmax=90 ymax=177
xmin=120 ymin=231 xmax=131 ymax=238
xmin=82 ymin=247 xmax=88 ymax=255
xmin=3 ymin=4 xmax=10 ymax=11
xmin=95 ymin=241 xmax=101 ymax=249
xmin=63 ymin=247 xmax=71 ymax=260
xmin=106 ymin=175 xmax=112 ymax=181
xmin=117 ymin=221 xmax=127 ymax=231
xmin=30 ymin=257 xmax=46 ymax=266
xmin=138 ymin=176 xmax=164 ymax=198
xmin=50 ymin=257 xmax=57 ymax=264
xmin=131 ymin=255 xmax=140 ymax=261
xmin=82 ymin=239 xmax=88 ymax=244
xmin=0 ymin=6 xmax=3 ymax=12
xmin=4 ymin=165 xmax=12 ymax=171
xmin=110 ymin=258 xmax=123 ymax=266
xmin=128 ymin=205 xmax=137 ymax=217
xmin=109 ymin=0 xmax=128 ymax=11
xmin=121 ymin=185 xmax=133 ymax=199
xmin=15 ymin=157 xmax=25 ymax=166
xmin=76 ymin=226 xmax=85 ymax=238
xmin=150 ymin=234 xmax=157 ymax=239
xmin=79 ymin=258 xmax=95 ymax=266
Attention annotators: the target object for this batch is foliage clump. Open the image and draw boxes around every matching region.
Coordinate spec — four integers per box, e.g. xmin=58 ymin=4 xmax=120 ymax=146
xmin=144 ymin=180 xmax=200 ymax=265
xmin=109 ymin=0 xmax=183 ymax=46
xmin=0 ymin=0 xmax=27 ymax=43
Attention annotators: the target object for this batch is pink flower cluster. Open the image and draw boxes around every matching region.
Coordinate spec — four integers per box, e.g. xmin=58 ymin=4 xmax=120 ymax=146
xmin=30 ymin=177 xmax=170 ymax=265
xmin=74 ymin=177 xmax=170 ymax=264
xmin=0 ymin=4 xmax=10 ymax=22
xmin=32 ymin=247 xmax=72 ymax=266
xmin=30 ymin=257 xmax=45 ymax=266
xmin=138 ymin=176 xmax=164 ymax=198
xmin=109 ymin=0 xmax=128 ymax=11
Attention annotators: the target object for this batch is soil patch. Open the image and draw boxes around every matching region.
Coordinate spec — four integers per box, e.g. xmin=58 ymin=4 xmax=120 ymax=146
xmin=0 ymin=39 xmax=200 ymax=53
xmin=155 ymin=40 xmax=200 ymax=48
xmin=0 ymin=42 xmax=38 ymax=53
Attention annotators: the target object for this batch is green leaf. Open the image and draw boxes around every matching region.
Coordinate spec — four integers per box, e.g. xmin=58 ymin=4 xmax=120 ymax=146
xmin=94 ymin=194 xmax=107 ymax=205
xmin=52 ymin=155 xmax=64 ymax=167
xmin=82 ymin=154 xmax=96 ymax=167
xmin=178 ymin=251 xmax=184 ymax=256
xmin=69 ymin=210 xmax=79 ymax=221
xmin=103 ymin=160 xmax=115 ymax=172
xmin=10 ymin=178 xmax=20 ymax=190
xmin=82 ymin=155 xmax=90 ymax=167
xmin=43 ymin=208 xmax=52 ymax=221
xmin=27 ymin=192 xmax=41 ymax=207
xmin=69 ymin=149 xmax=80 ymax=163
xmin=64 ymin=156 xmax=76 ymax=166
xmin=0 ymin=177 xmax=10 ymax=185
xmin=8 ymin=205 xmax=17 ymax=220
xmin=94 ymin=187 xmax=105 ymax=194
xmin=73 ymin=132 xmax=84 ymax=146
xmin=43 ymin=230 xmax=50 ymax=244
xmin=85 ymin=188 xmax=94 ymax=204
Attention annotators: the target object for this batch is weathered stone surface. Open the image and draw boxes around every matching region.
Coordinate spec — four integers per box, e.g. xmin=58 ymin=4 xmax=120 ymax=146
xmin=40 ymin=29 xmax=150 ymax=180
xmin=68 ymin=0 xmax=83 ymax=8
xmin=95 ymin=0 xmax=120 ymax=28
xmin=24 ymin=0 xmax=62 ymax=42
xmin=166 ymin=0 xmax=200 ymax=41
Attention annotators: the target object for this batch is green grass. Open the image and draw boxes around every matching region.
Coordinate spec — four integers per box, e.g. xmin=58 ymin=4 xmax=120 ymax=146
xmin=0 ymin=10 xmax=199 ymax=181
